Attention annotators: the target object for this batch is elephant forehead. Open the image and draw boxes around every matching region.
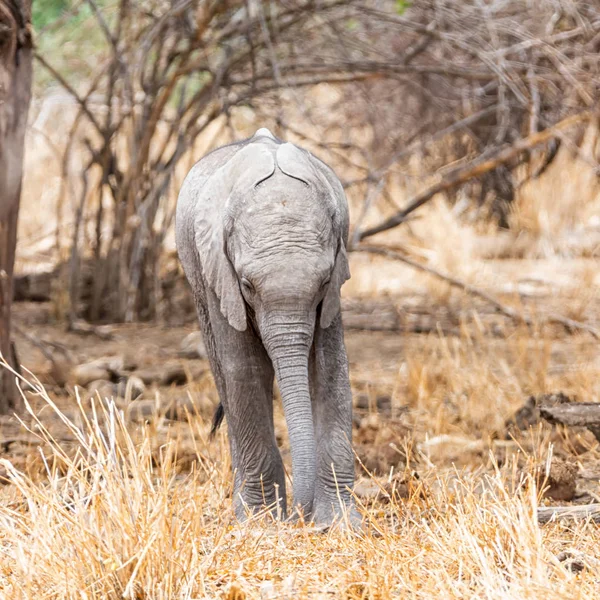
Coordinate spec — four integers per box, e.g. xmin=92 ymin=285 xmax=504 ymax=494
xmin=230 ymin=212 xmax=334 ymax=278
xmin=236 ymin=210 xmax=332 ymax=252
xmin=236 ymin=188 xmax=332 ymax=240
xmin=244 ymin=200 xmax=329 ymax=226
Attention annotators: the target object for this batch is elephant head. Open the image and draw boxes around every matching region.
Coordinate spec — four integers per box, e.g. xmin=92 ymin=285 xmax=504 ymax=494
xmin=194 ymin=131 xmax=350 ymax=515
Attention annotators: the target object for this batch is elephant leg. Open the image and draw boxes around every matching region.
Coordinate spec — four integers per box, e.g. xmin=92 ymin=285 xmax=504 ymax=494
xmin=310 ymin=314 xmax=360 ymax=527
xmin=204 ymin=288 xmax=287 ymax=520
xmin=193 ymin=287 xmax=242 ymax=494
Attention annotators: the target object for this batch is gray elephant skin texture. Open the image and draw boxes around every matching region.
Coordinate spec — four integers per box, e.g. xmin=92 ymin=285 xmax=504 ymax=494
xmin=175 ymin=128 xmax=358 ymax=526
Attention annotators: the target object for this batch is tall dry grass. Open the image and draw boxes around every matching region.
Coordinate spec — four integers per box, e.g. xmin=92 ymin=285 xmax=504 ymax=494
xmin=510 ymin=132 xmax=600 ymax=259
xmin=1 ymin=323 xmax=600 ymax=599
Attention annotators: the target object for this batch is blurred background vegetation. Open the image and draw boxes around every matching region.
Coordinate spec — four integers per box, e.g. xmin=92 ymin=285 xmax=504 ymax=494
xmin=20 ymin=0 xmax=599 ymax=325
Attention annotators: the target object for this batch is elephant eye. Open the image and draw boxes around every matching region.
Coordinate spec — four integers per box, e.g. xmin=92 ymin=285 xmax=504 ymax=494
xmin=241 ymin=277 xmax=254 ymax=292
xmin=321 ymin=277 xmax=331 ymax=288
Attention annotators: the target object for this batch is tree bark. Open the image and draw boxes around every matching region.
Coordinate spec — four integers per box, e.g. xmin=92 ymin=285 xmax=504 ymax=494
xmin=0 ymin=0 xmax=33 ymax=413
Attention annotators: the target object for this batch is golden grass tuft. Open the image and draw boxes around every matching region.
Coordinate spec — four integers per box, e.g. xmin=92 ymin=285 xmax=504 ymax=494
xmin=1 ymin=360 xmax=600 ymax=599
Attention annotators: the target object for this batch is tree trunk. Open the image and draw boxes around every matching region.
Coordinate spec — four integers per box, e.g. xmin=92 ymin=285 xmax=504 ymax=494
xmin=0 ymin=0 xmax=33 ymax=413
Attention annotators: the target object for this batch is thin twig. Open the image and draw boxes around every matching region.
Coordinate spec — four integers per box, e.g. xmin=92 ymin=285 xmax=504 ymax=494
xmin=356 ymin=245 xmax=531 ymax=324
xmin=34 ymin=53 xmax=103 ymax=134
xmin=12 ymin=323 xmax=73 ymax=363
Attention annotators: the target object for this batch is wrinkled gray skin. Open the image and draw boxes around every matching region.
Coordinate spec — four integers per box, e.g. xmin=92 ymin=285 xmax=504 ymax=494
xmin=176 ymin=128 xmax=358 ymax=527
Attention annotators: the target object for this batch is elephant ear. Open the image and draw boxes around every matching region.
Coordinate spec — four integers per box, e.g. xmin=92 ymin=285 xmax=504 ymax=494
xmin=310 ymin=154 xmax=350 ymax=243
xmin=309 ymin=154 xmax=351 ymax=328
xmin=195 ymin=143 xmax=276 ymax=331
xmin=276 ymin=142 xmax=351 ymax=328
xmin=320 ymin=240 xmax=350 ymax=328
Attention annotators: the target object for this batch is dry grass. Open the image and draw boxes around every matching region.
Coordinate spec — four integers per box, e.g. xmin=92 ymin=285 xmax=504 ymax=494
xmin=2 ymin=318 xmax=600 ymax=598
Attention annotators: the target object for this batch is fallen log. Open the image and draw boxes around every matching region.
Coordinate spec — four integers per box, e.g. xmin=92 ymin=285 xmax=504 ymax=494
xmin=540 ymin=403 xmax=600 ymax=442
xmin=13 ymin=271 xmax=54 ymax=302
xmin=538 ymin=504 xmax=600 ymax=524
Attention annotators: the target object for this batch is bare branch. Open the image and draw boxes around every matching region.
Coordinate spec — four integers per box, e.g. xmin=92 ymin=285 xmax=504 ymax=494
xmin=355 ymin=245 xmax=532 ymax=326
xmin=538 ymin=504 xmax=600 ymax=524
xmin=358 ymin=112 xmax=592 ymax=241
xmin=34 ymin=53 xmax=104 ymax=134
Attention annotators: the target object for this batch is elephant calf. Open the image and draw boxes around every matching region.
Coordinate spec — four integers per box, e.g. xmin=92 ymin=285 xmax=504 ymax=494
xmin=176 ymin=128 xmax=358 ymax=526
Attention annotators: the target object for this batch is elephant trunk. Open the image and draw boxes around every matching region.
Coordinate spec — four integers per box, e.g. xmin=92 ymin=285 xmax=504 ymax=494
xmin=263 ymin=318 xmax=316 ymax=517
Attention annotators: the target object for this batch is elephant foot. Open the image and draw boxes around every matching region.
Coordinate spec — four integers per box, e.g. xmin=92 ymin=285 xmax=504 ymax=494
xmin=312 ymin=497 xmax=363 ymax=530
xmin=233 ymin=488 xmax=287 ymax=522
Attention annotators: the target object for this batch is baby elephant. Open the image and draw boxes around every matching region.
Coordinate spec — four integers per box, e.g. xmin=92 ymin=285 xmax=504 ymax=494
xmin=176 ymin=128 xmax=358 ymax=526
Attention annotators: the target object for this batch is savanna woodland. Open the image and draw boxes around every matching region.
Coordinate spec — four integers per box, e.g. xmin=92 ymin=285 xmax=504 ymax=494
xmin=1 ymin=0 xmax=600 ymax=597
